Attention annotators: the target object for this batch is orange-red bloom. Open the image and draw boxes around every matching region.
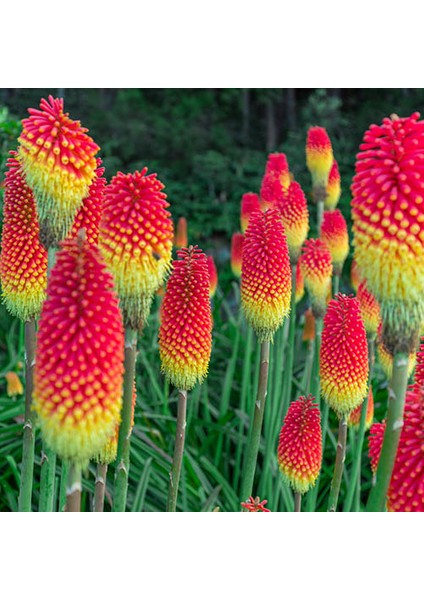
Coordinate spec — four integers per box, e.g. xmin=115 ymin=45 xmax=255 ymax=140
xmin=276 ymin=181 xmax=309 ymax=263
xmin=347 ymin=387 xmax=374 ymax=430
xmin=320 ymin=294 xmax=369 ymax=416
xmin=325 ymin=159 xmax=341 ymax=209
xmin=320 ymin=209 xmax=349 ymax=276
xmin=277 ymin=394 xmax=322 ymax=494
xmin=265 ymin=152 xmax=291 ymax=191
xmin=207 ymin=254 xmax=218 ymax=298
xmin=260 ymin=153 xmax=291 ymax=209
xmin=241 ymin=209 xmax=292 ymax=342
xmin=33 ymin=234 xmax=124 ymax=467
xmin=241 ymin=496 xmax=271 ymax=512
xmin=5 ymin=371 xmax=24 ymax=397
xmin=415 ymin=336 xmax=424 ymax=389
xmin=295 ymin=261 xmax=304 ymax=304
xmin=368 ymin=387 xmax=424 ymax=511
xmin=231 ymin=232 xmax=244 ymax=278
xmin=0 ymin=153 xmax=47 ymax=321
xmin=99 ymin=168 xmax=173 ymax=330
xmin=306 ymin=126 xmax=334 ymax=190
xmin=174 ymin=217 xmax=188 ymax=249
xmin=70 ymin=158 xmax=106 ymax=246
xmin=18 ymin=96 xmax=100 ymax=244
xmin=351 ymin=112 xmax=424 ymax=340
xmin=241 ymin=192 xmax=261 ymax=233
xmin=159 ymin=246 xmax=212 ymax=390
xmin=299 ymin=238 xmax=333 ymax=317
xmin=357 ymin=280 xmax=381 ymax=336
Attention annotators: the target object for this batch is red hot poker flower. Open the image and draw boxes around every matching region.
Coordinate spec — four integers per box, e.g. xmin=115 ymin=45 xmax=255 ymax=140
xmin=356 ymin=280 xmax=381 ymax=336
xmin=325 ymin=159 xmax=342 ymax=209
xmin=276 ymin=181 xmax=309 ymax=263
xmin=70 ymin=158 xmax=106 ymax=246
xmin=241 ymin=192 xmax=261 ymax=233
xmin=320 ymin=294 xmax=369 ymax=416
xmin=207 ymin=254 xmax=218 ymax=298
xmin=265 ymin=153 xmax=291 ymax=191
xmin=241 ymin=209 xmax=292 ymax=342
xmin=174 ymin=217 xmax=188 ymax=249
xmin=306 ymin=126 xmax=334 ymax=190
xmin=241 ymin=496 xmax=271 ymax=512
xmin=320 ymin=209 xmax=349 ymax=276
xmin=414 ymin=336 xmax=424 ymax=390
xmin=0 ymin=153 xmax=47 ymax=321
xmin=230 ymin=232 xmax=244 ymax=278
xmin=159 ymin=246 xmax=212 ymax=391
xmin=277 ymin=394 xmax=322 ymax=494
xmin=299 ymin=238 xmax=333 ymax=318
xmin=33 ymin=234 xmax=124 ymax=467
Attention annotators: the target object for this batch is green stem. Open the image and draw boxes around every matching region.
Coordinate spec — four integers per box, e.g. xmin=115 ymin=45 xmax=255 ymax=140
xmin=333 ymin=274 xmax=340 ymax=297
xmin=113 ymin=328 xmax=138 ymax=512
xmin=94 ymin=463 xmax=108 ymax=512
xmin=240 ymin=341 xmax=270 ymax=504
xmin=366 ymin=351 xmax=409 ymax=512
xmin=294 ymin=492 xmax=302 ymax=512
xmin=167 ymin=389 xmax=188 ymax=512
xmin=65 ymin=463 xmax=82 ymax=512
xmin=327 ymin=416 xmax=348 ymax=512
xmin=306 ymin=317 xmax=323 ymax=512
xmin=18 ymin=318 xmax=36 ymax=512
xmin=58 ymin=460 xmax=69 ymax=512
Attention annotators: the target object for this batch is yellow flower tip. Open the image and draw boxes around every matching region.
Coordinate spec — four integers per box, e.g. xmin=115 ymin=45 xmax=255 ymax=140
xmin=5 ymin=372 xmax=24 ymax=396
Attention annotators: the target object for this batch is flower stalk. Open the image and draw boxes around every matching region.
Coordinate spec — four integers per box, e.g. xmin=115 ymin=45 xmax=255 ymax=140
xmin=66 ymin=463 xmax=82 ymax=512
xmin=167 ymin=389 xmax=188 ymax=512
xmin=94 ymin=463 xmax=108 ymax=512
xmin=327 ymin=416 xmax=348 ymax=512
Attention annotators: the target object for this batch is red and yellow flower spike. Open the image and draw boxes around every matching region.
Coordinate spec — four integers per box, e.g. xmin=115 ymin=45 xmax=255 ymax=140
xmin=207 ymin=254 xmax=218 ymax=298
xmin=230 ymin=232 xmax=244 ymax=278
xmin=241 ymin=209 xmax=292 ymax=342
xmin=357 ymin=280 xmax=381 ymax=336
xmin=368 ymin=387 xmax=424 ymax=511
xmin=99 ymin=168 xmax=174 ymax=330
xmin=241 ymin=192 xmax=261 ymax=233
xmin=320 ymin=209 xmax=349 ymax=276
xmin=18 ymin=95 xmax=100 ymax=245
xmin=299 ymin=238 xmax=333 ymax=318
xmin=0 ymin=153 xmax=47 ymax=321
xmin=174 ymin=217 xmax=188 ymax=249
xmin=277 ymin=394 xmax=322 ymax=494
xmin=159 ymin=246 xmax=212 ymax=391
xmin=347 ymin=387 xmax=374 ymax=430
xmin=70 ymin=158 xmax=106 ymax=246
xmin=265 ymin=152 xmax=291 ymax=191
xmin=351 ymin=112 xmax=424 ymax=348
xmin=320 ymin=294 xmax=369 ymax=416
xmin=295 ymin=261 xmax=304 ymax=304
xmin=414 ymin=336 xmax=424 ymax=389
xmin=325 ymin=159 xmax=341 ymax=210
xmin=276 ymin=181 xmax=309 ymax=263
xmin=306 ymin=126 xmax=334 ymax=190
xmin=260 ymin=153 xmax=291 ymax=209
xmin=33 ymin=233 xmax=125 ymax=467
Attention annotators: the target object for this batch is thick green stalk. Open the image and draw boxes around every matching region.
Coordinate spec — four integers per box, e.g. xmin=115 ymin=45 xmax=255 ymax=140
xmin=113 ymin=328 xmax=138 ymax=512
xmin=94 ymin=463 xmax=108 ymax=512
xmin=333 ymin=274 xmax=340 ymax=297
xmin=167 ymin=389 xmax=188 ymax=512
xmin=58 ymin=461 xmax=69 ymax=512
xmin=344 ymin=336 xmax=375 ymax=512
xmin=294 ymin=492 xmax=302 ymax=512
xmin=18 ymin=318 xmax=36 ymax=512
xmin=240 ymin=341 xmax=270 ymax=504
xmin=327 ymin=416 xmax=348 ymax=512
xmin=366 ymin=351 xmax=409 ymax=512
xmin=65 ymin=463 xmax=82 ymax=512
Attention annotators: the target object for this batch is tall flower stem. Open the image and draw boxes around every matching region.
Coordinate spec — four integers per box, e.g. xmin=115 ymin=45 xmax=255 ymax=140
xmin=240 ymin=340 xmax=270 ymax=504
xmin=94 ymin=463 xmax=108 ymax=512
xmin=366 ymin=351 xmax=409 ymax=512
xmin=294 ymin=492 xmax=302 ymax=512
xmin=167 ymin=389 xmax=188 ymax=512
xmin=327 ymin=416 xmax=348 ymax=512
xmin=18 ymin=318 xmax=36 ymax=512
xmin=113 ymin=327 xmax=138 ymax=512
xmin=333 ymin=274 xmax=340 ymax=297
xmin=58 ymin=460 xmax=69 ymax=512
xmin=65 ymin=463 xmax=82 ymax=512
xmin=344 ymin=336 xmax=375 ymax=512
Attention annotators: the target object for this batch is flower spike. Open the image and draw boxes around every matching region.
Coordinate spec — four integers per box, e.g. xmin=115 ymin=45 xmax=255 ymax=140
xmin=325 ymin=159 xmax=341 ymax=209
xmin=277 ymin=181 xmax=309 ymax=263
xmin=174 ymin=217 xmax=188 ymax=249
xmin=320 ymin=209 xmax=349 ymax=276
xmin=230 ymin=232 xmax=244 ymax=278
xmin=306 ymin=127 xmax=334 ymax=192
xmin=356 ymin=280 xmax=381 ymax=337
xmin=299 ymin=238 xmax=332 ymax=318
xmin=70 ymin=158 xmax=106 ymax=246
xmin=207 ymin=254 xmax=218 ymax=298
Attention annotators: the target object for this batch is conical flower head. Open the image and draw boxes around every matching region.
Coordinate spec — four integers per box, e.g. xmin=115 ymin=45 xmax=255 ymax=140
xmin=325 ymin=159 xmax=341 ymax=209
xmin=414 ymin=336 xmax=424 ymax=389
xmin=70 ymin=158 xmax=106 ymax=246
xmin=241 ymin=192 xmax=261 ymax=233
xmin=265 ymin=152 xmax=291 ymax=191
xmin=347 ymin=387 xmax=374 ymax=430
xmin=33 ymin=234 xmax=124 ymax=467
xmin=231 ymin=232 xmax=244 ymax=278
xmin=368 ymin=387 xmax=424 ymax=511
xmin=351 ymin=112 xmax=424 ymax=348
xmin=320 ymin=209 xmax=349 ymax=276
xmin=320 ymin=294 xmax=369 ymax=417
xmin=207 ymin=254 xmax=218 ymax=298
xmin=299 ymin=238 xmax=333 ymax=317
xmin=260 ymin=153 xmax=291 ymax=209
xmin=18 ymin=96 xmax=100 ymax=246
xmin=159 ymin=246 xmax=212 ymax=391
xmin=277 ymin=394 xmax=322 ymax=494
xmin=276 ymin=181 xmax=309 ymax=263
xmin=99 ymin=168 xmax=173 ymax=330
xmin=174 ymin=217 xmax=188 ymax=249
xmin=357 ymin=280 xmax=381 ymax=336
xmin=306 ymin=126 xmax=334 ymax=189
xmin=0 ymin=153 xmax=47 ymax=321
xmin=241 ymin=209 xmax=292 ymax=342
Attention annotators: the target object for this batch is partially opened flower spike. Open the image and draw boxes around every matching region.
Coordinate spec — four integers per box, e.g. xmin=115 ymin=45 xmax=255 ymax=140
xmin=320 ymin=209 xmax=349 ymax=276
xmin=357 ymin=280 xmax=381 ymax=337
xmin=18 ymin=96 xmax=100 ymax=246
xmin=174 ymin=217 xmax=188 ymax=249
xmin=159 ymin=246 xmax=212 ymax=391
xmin=0 ymin=152 xmax=47 ymax=321
xmin=306 ymin=127 xmax=334 ymax=195
xmin=299 ymin=238 xmax=332 ymax=318
xmin=241 ymin=192 xmax=260 ymax=233
xmin=230 ymin=232 xmax=244 ymax=278
xmin=276 ymin=181 xmax=309 ymax=263
xmin=347 ymin=387 xmax=374 ymax=430
xmin=99 ymin=168 xmax=174 ymax=330
xmin=70 ymin=158 xmax=106 ymax=246
xmin=33 ymin=231 xmax=125 ymax=467
xmin=241 ymin=208 xmax=292 ymax=342
xmin=325 ymin=159 xmax=341 ymax=210
xmin=320 ymin=294 xmax=369 ymax=416
xmin=207 ymin=254 xmax=218 ymax=298
xmin=277 ymin=394 xmax=322 ymax=494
